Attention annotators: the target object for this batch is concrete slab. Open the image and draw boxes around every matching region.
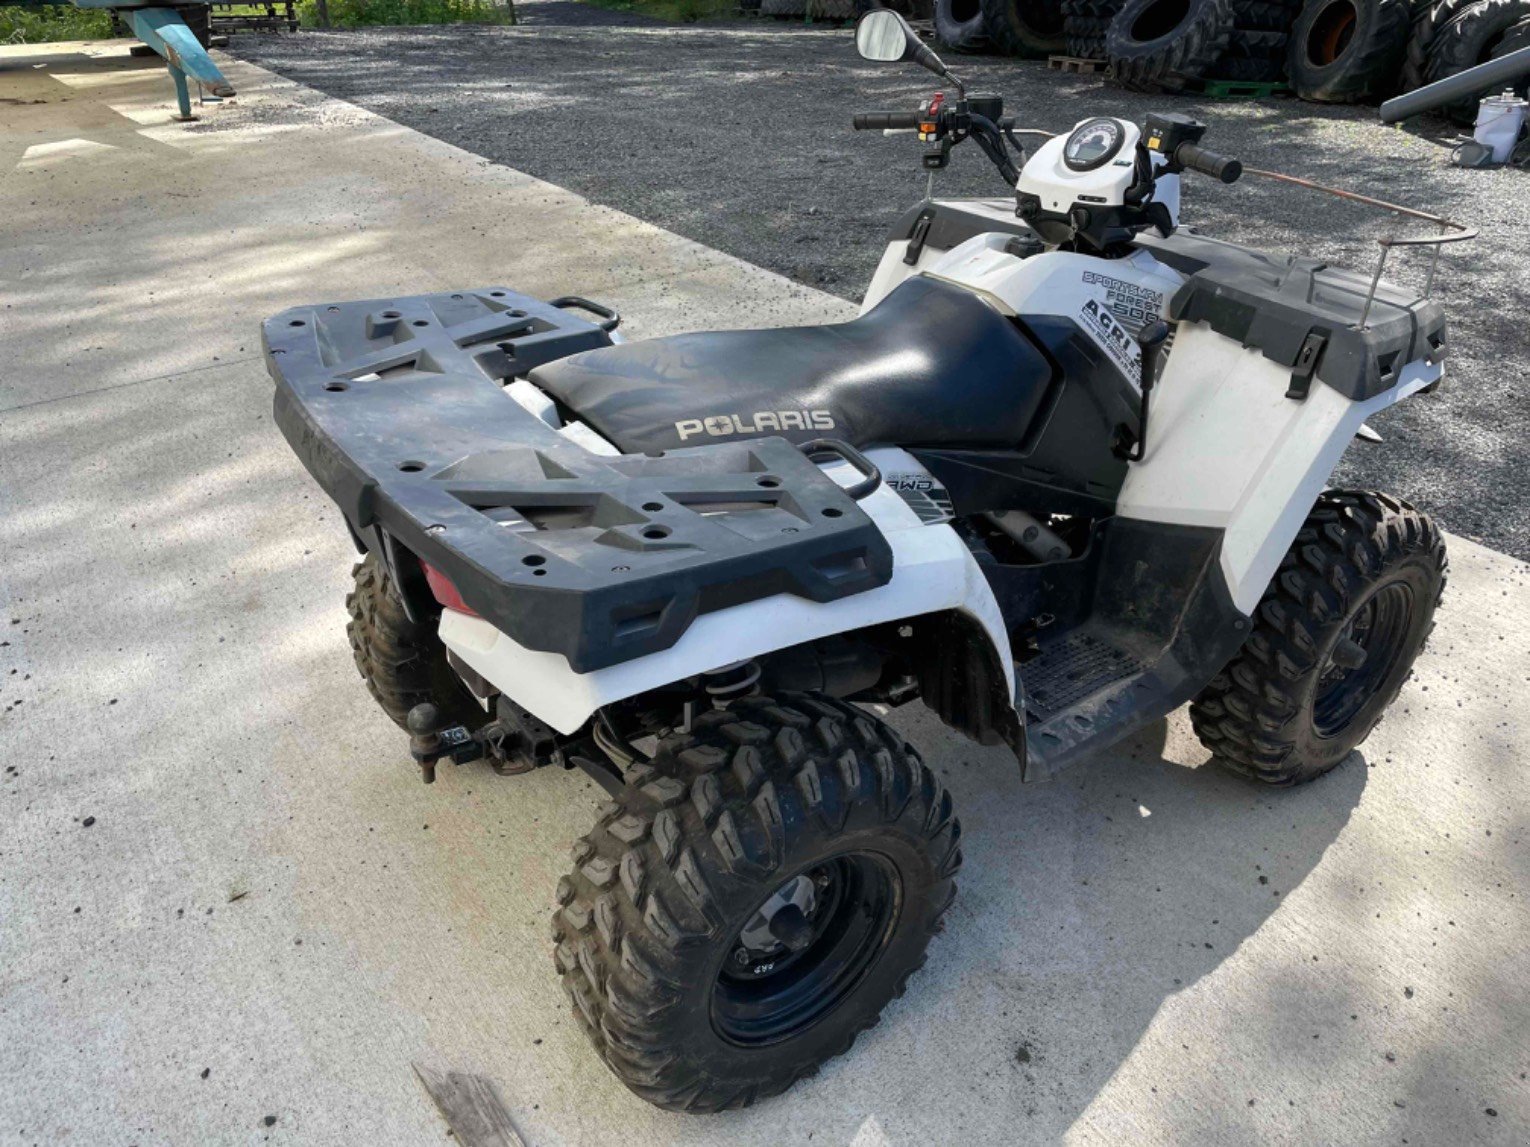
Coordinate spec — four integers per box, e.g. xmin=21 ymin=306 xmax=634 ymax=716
xmin=2 ymin=42 xmax=1529 ymax=1146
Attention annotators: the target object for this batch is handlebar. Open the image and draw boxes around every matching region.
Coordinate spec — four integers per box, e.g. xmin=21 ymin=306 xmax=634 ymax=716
xmin=853 ymin=111 xmax=923 ymax=131
xmin=1174 ymin=142 xmax=1242 ymax=183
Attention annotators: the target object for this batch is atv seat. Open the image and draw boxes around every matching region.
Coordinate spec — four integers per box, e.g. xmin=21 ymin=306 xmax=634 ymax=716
xmin=529 ymin=276 xmax=1054 ymax=455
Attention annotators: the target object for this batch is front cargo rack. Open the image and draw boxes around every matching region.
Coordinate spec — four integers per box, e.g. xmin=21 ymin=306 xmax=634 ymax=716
xmin=1239 ymin=166 xmax=1477 ymax=327
xmin=264 ymin=287 xmax=893 ymax=674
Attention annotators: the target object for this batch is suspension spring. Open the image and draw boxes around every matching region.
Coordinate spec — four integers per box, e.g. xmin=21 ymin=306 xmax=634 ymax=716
xmin=702 ymin=659 xmax=762 ymax=707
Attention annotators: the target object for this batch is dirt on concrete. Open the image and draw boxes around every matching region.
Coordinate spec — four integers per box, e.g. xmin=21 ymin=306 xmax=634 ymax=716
xmin=233 ymin=7 xmax=1530 ymax=560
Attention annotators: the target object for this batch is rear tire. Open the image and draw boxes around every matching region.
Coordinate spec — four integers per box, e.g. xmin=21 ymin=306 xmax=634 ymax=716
xmin=345 ymin=553 xmax=483 ymax=731
xmin=552 ymin=693 xmax=961 ymax=1111
xmin=1190 ymin=491 xmax=1447 ymax=786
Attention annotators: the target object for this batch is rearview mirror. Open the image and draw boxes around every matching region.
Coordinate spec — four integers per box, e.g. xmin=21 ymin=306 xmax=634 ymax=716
xmin=854 ymin=9 xmax=917 ymax=63
xmin=854 ymin=10 xmax=960 ymax=90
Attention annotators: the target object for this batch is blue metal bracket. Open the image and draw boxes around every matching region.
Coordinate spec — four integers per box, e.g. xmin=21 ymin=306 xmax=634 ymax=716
xmin=119 ymin=7 xmax=236 ymax=121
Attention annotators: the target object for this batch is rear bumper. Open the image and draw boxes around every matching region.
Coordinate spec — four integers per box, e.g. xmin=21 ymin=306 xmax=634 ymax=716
xmin=263 ymin=286 xmax=893 ymax=673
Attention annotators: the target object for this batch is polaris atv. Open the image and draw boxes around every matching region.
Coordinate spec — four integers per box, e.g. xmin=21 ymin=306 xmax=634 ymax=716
xmin=264 ymin=10 xmax=1464 ymax=1112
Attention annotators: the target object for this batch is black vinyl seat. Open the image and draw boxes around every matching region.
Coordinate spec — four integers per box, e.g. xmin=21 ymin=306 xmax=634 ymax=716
xmin=529 ymin=276 xmax=1055 ymax=455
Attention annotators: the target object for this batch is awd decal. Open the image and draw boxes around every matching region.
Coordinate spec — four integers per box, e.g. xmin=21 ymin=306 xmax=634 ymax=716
xmin=1081 ymin=271 xmax=1165 ymax=333
xmin=675 ymin=410 xmax=835 ymax=441
xmin=1079 ymin=297 xmax=1142 ymax=383
xmin=884 ymin=472 xmax=954 ymax=525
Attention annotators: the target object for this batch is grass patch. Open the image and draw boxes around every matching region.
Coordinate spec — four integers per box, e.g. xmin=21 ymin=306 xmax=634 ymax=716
xmin=295 ymin=0 xmax=516 ymax=26
xmin=0 ymin=4 xmax=114 ymax=43
xmin=578 ymin=0 xmax=739 ymax=22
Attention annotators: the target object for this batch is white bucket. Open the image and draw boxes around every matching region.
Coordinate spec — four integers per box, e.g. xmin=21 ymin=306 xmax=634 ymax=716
xmin=1474 ymin=91 xmax=1527 ymax=164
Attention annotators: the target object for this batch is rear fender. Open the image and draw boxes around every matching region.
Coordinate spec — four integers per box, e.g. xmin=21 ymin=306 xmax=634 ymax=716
xmin=437 ymin=449 xmax=1015 ymax=735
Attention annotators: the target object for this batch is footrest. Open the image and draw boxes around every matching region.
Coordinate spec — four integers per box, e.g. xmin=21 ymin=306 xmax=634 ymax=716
xmin=1022 ymin=629 xmax=1144 ymax=725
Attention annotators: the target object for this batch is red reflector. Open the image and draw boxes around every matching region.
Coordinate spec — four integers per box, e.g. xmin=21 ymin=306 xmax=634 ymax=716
xmin=422 ymin=562 xmax=479 ymax=618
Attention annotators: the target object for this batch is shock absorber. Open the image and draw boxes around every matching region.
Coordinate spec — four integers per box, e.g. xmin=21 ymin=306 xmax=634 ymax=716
xmin=702 ymin=659 xmax=762 ymax=708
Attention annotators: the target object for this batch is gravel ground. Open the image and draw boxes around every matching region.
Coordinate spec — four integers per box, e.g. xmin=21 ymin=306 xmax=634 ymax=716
xmin=234 ymin=10 xmax=1530 ymax=559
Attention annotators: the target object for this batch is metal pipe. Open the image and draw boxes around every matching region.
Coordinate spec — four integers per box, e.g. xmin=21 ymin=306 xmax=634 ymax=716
xmin=1241 ymin=167 xmax=1469 ymax=231
xmin=1380 ymin=45 xmax=1530 ymax=123
xmin=985 ymin=511 xmax=1069 ymax=563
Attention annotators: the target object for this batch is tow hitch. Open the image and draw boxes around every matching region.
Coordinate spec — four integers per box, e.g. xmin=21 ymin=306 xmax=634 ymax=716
xmin=405 ymin=698 xmax=563 ymax=783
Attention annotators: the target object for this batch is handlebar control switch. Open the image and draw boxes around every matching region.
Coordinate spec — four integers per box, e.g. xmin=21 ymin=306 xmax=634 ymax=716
xmin=1142 ymin=112 xmax=1206 ymax=159
xmin=967 ymin=92 xmax=1003 ymax=122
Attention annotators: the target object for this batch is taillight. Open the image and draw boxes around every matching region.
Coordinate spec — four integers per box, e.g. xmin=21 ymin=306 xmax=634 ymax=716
xmin=422 ymin=562 xmax=479 ymax=617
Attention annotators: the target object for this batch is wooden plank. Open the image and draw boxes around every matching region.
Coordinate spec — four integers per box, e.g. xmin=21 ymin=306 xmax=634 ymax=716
xmin=413 ymin=1063 xmax=528 ymax=1147
xmin=1047 ymin=55 xmax=1108 ymax=74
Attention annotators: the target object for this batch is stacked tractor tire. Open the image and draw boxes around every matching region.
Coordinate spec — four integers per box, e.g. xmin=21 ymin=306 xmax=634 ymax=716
xmin=933 ymin=0 xmax=1530 ymax=117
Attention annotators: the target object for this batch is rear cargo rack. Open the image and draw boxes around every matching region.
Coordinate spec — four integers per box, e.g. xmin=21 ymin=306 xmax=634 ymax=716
xmin=263 ymin=287 xmax=893 ymax=674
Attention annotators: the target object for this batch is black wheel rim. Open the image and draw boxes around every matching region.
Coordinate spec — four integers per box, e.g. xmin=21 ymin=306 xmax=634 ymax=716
xmin=710 ymin=853 xmax=901 ymax=1046
xmin=1312 ymin=581 xmax=1415 ymax=738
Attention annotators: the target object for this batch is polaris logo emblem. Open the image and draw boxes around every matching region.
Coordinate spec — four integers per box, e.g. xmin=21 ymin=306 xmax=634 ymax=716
xmin=675 ymin=410 xmax=836 ymax=440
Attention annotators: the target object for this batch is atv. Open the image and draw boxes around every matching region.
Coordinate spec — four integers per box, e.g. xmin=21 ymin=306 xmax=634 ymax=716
xmin=264 ymin=9 xmax=1466 ymax=1113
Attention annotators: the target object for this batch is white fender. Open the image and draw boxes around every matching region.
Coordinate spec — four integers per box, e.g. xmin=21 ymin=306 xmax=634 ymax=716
xmin=437 ymin=448 xmax=1014 ymax=735
xmin=1116 ymin=321 xmax=1443 ymax=614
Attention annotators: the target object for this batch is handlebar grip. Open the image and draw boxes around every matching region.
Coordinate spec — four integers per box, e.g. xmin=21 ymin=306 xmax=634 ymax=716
xmin=1175 ymin=142 xmax=1242 ymax=183
xmin=853 ymin=112 xmax=922 ymax=131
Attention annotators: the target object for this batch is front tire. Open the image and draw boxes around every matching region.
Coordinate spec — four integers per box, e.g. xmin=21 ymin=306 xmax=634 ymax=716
xmin=1190 ymin=490 xmax=1447 ymax=786
xmin=552 ymin=694 xmax=961 ymax=1112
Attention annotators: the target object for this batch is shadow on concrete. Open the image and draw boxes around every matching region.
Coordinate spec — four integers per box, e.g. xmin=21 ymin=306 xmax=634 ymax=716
xmin=808 ymin=705 xmax=1369 ymax=1137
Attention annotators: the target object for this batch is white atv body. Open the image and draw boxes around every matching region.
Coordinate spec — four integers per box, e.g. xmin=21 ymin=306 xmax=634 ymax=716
xmin=264 ymin=8 xmax=1461 ymax=1111
xmin=268 ymin=115 xmax=1443 ymax=780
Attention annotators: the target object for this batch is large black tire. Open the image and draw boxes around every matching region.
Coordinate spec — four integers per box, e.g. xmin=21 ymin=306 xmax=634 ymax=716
xmin=1231 ymin=0 xmax=1304 ymax=29
xmin=981 ymin=0 xmax=1069 ymax=55
xmin=935 ymin=0 xmax=993 ymax=50
xmin=1106 ymin=0 xmax=1237 ymax=90
xmin=1207 ymin=50 xmax=1291 ymax=74
xmin=1401 ymin=0 xmax=1475 ymax=90
xmin=1190 ymin=491 xmax=1447 ymax=787
xmin=1425 ymin=0 xmax=1530 ymax=121
xmin=345 ymin=553 xmax=483 ymax=731
xmin=1493 ymin=16 xmax=1530 ymax=82
xmin=1287 ymin=0 xmax=1412 ymax=101
xmin=1206 ymin=25 xmax=1292 ymax=77
xmin=552 ymin=693 xmax=961 ymax=1111
xmin=1064 ymin=0 xmax=1124 ymax=56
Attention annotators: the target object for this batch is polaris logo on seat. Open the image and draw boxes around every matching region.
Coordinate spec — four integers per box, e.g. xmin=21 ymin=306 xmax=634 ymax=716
xmin=675 ymin=410 xmax=836 ymax=440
